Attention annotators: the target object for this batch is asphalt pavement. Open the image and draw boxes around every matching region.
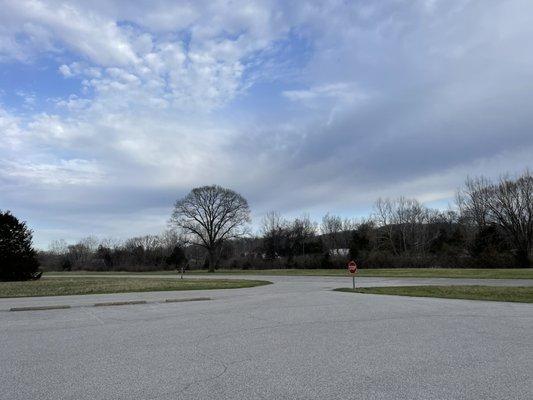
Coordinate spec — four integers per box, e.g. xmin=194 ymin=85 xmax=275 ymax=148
xmin=1 ymin=275 xmax=532 ymax=399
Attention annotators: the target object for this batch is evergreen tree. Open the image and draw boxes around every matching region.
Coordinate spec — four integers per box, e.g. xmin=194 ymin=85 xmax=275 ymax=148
xmin=0 ymin=211 xmax=41 ymax=281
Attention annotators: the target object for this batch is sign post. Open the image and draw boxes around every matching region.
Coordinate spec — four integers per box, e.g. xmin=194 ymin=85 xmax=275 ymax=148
xmin=347 ymin=260 xmax=358 ymax=290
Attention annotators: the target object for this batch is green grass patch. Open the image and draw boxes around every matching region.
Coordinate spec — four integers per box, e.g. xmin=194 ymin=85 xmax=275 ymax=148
xmin=334 ymin=286 xmax=533 ymax=303
xmin=0 ymin=277 xmax=271 ymax=298
xmin=45 ymin=268 xmax=533 ymax=279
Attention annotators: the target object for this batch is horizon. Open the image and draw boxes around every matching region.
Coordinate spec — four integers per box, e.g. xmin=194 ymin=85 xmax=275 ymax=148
xmin=1 ymin=0 xmax=532 ymax=249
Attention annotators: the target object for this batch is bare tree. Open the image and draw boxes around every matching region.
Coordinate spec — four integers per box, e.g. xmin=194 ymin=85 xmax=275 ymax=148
xmin=98 ymin=237 xmax=122 ymax=250
xmin=373 ymin=197 xmax=434 ymax=254
xmin=159 ymin=229 xmax=186 ymax=250
xmin=170 ymin=185 xmax=250 ymax=272
xmin=321 ymin=213 xmax=343 ymax=251
xmin=67 ymin=242 xmax=92 ymax=267
xmin=373 ymin=198 xmax=398 ymax=255
xmin=456 ymin=176 xmax=492 ymax=227
xmin=48 ymin=239 xmax=68 ymax=255
xmin=261 ymin=211 xmax=286 ymax=259
xmin=458 ymin=171 xmax=533 ymax=266
xmin=342 ymin=218 xmax=358 ymax=232
xmin=320 ymin=214 xmax=357 ymax=251
xmin=261 ymin=211 xmax=285 ymax=237
xmin=289 ymin=214 xmax=317 ymax=257
xmin=393 ymin=197 xmax=431 ymax=254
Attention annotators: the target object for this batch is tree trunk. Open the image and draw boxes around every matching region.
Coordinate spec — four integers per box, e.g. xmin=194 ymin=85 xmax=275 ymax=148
xmin=208 ymin=250 xmax=216 ymax=273
xmin=516 ymin=247 xmax=531 ymax=268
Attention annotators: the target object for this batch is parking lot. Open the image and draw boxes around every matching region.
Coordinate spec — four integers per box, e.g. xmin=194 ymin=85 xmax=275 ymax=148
xmin=1 ymin=275 xmax=532 ymax=400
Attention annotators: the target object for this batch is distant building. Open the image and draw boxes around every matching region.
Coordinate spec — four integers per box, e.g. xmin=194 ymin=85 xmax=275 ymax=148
xmin=329 ymin=248 xmax=350 ymax=257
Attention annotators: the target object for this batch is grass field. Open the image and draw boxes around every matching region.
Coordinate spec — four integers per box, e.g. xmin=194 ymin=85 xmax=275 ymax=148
xmin=45 ymin=268 xmax=533 ymax=279
xmin=335 ymin=286 xmax=533 ymax=303
xmin=0 ymin=277 xmax=271 ymax=298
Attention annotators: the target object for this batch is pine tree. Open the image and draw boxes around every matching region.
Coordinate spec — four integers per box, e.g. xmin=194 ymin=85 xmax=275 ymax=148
xmin=0 ymin=211 xmax=41 ymax=281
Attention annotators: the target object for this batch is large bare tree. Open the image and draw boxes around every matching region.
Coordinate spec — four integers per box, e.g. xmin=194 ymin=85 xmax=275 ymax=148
xmin=170 ymin=185 xmax=250 ymax=272
xmin=457 ymin=171 xmax=533 ymax=266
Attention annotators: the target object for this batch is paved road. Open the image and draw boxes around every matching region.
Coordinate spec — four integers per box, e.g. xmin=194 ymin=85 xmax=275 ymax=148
xmin=2 ymin=274 xmax=532 ymax=311
xmin=1 ymin=276 xmax=532 ymax=399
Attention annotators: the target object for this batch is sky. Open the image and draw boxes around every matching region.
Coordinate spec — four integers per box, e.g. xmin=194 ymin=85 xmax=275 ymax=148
xmin=1 ymin=0 xmax=532 ymax=248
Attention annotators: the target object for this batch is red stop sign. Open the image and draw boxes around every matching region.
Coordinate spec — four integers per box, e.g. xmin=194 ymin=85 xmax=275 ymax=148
xmin=348 ymin=261 xmax=357 ymax=274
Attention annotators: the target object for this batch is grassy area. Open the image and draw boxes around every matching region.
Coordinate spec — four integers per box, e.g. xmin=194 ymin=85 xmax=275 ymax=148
xmin=45 ymin=268 xmax=533 ymax=279
xmin=335 ymin=286 xmax=533 ymax=303
xmin=0 ymin=277 xmax=271 ymax=298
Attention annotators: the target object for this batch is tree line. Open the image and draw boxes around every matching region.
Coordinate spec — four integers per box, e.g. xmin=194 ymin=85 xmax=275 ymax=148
xmin=36 ymin=170 xmax=532 ymax=272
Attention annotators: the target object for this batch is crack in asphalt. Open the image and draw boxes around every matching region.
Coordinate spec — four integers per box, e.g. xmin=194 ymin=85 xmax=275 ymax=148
xmin=150 ymin=328 xmax=255 ymax=399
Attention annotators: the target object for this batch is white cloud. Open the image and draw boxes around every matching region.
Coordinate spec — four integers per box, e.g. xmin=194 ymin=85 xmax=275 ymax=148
xmin=0 ymin=107 xmax=23 ymax=149
xmin=283 ymin=82 xmax=370 ymax=105
xmin=1 ymin=0 xmax=138 ymax=65
xmin=15 ymin=91 xmax=37 ymax=109
xmin=0 ymin=106 xmax=103 ymax=187
xmin=1 ymin=0 xmax=291 ymax=109
xmin=1 ymin=158 xmax=104 ymax=185
xmin=54 ymin=95 xmax=92 ymax=111
xmin=58 ymin=64 xmax=73 ymax=77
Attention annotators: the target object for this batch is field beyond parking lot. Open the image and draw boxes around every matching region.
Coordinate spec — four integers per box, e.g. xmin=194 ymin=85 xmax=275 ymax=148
xmin=45 ymin=268 xmax=533 ymax=279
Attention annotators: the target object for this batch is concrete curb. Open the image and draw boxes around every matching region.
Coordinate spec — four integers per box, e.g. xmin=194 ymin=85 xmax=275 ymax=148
xmin=165 ymin=297 xmax=211 ymax=303
xmin=9 ymin=305 xmax=71 ymax=312
xmin=94 ymin=300 xmax=147 ymax=307
xmin=7 ymin=297 xmax=212 ymax=312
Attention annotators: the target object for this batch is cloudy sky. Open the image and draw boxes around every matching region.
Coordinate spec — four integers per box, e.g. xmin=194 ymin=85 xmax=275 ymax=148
xmin=1 ymin=0 xmax=532 ymax=248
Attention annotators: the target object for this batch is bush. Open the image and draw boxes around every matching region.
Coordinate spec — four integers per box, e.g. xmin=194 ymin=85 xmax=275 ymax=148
xmin=165 ymin=245 xmax=187 ymax=268
xmin=0 ymin=211 xmax=41 ymax=281
xmin=61 ymin=258 xmax=72 ymax=271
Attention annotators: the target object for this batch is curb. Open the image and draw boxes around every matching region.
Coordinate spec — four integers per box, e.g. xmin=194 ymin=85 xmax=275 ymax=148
xmin=7 ymin=297 xmax=212 ymax=312
xmin=165 ymin=297 xmax=211 ymax=303
xmin=94 ymin=300 xmax=147 ymax=307
xmin=9 ymin=305 xmax=71 ymax=312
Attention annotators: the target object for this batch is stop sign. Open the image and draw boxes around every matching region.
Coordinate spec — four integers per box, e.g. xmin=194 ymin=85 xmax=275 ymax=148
xmin=348 ymin=260 xmax=357 ymax=274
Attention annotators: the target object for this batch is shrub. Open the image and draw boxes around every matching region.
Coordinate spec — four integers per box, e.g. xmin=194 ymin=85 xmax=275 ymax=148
xmin=165 ymin=245 xmax=187 ymax=269
xmin=61 ymin=258 xmax=72 ymax=271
